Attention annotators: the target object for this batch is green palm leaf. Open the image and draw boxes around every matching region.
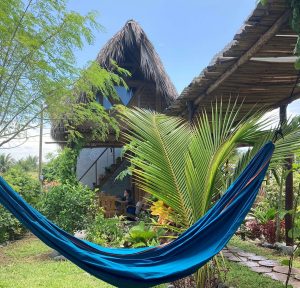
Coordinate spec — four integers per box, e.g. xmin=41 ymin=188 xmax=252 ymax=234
xmin=121 ymin=102 xmax=300 ymax=287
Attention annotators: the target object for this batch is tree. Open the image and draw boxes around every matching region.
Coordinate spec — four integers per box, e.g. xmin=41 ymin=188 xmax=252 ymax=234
xmin=0 ymin=154 xmax=15 ymax=173
xmin=121 ymin=103 xmax=300 ymax=287
xmin=16 ymin=155 xmax=38 ymax=172
xmin=0 ymin=0 xmax=127 ymax=148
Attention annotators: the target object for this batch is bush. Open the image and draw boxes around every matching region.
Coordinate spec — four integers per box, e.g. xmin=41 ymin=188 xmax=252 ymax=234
xmin=40 ymin=182 xmax=95 ymax=233
xmin=0 ymin=167 xmax=41 ymax=242
xmin=125 ymin=221 xmax=164 ymax=248
xmin=87 ymin=211 xmax=127 ymax=247
xmin=42 ymin=148 xmax=78 ymax=184
xmin=245 ymin=219 xmax=285 ymax=244
xmin=86 ymin=213 xmax=165 ymax=248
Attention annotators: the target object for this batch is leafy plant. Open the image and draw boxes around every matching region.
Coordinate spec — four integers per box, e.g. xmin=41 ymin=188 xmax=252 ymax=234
xmin=4 ymin=166 xmax=41 ymax=206
xmin=39 ymin=182 xmax=95 ymax=233
xmin=126 ymin=221 xmax=164 ymax=248
xmin=16 ymin=155 xmax=38 ymax=172
xmin=0 ymin=153 xmax=15 ymax=173
xmin=150 ymin=200 xmax=173 ymax=225
xmin=86 ymin=211 xmax=127 ymax=247
xmin=42 ymin=147 xmax=79 ymax=184
xmin=251 ymin=202 xmax=276 ymax=225
xmin=247 ymin=201 xmax=283 ymax=244
xmin=0 ymin=167 xmax=41 ymax=242
xmin=120 ymin=102 xmax=300 ymax=287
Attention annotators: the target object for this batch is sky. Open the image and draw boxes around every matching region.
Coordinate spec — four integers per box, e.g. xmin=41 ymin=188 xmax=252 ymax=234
xmin=1 ymin=0 xmax=300 ymax=160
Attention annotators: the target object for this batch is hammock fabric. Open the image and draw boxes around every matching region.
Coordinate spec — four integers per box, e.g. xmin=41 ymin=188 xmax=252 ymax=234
xmin=0 ymin=142 xmax=274 ymax=288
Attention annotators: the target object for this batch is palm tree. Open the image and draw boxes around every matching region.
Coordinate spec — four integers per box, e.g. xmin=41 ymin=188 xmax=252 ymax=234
xmin=17 ymin=155 xmax=38 ymax=172
xmin=121 ymin=101 xmax=300 ymax=287
xmin=0 ymin=153 xmax=15 ymax=173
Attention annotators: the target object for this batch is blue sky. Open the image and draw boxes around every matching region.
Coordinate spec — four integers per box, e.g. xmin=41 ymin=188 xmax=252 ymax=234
xmin=69 ymin=0 xmax=258 ymax=93
xmin=2 ymin=0 xmax=300 ymax=159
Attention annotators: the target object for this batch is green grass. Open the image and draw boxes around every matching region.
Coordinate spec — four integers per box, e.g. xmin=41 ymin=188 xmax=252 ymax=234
xmin=0 ymin=236 xmax=293 ymax=288
xmin=229 ymin=236 xmax=300 ymax=268
xmin=0 ymin=237 xmax=114 ymax=288
xmin=224 ymin=260 xmax=292 ymax=288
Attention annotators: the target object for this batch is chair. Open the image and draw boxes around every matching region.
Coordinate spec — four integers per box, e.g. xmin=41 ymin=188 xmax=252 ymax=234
xmin=97 ymin=193 xmax=117 ymax=218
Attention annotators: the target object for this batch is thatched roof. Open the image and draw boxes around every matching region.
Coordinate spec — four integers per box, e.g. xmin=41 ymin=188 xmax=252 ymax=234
xmin=96 ymin=20 xmax=177 ymax=104
xmin=167 ymin=0 xmax=300 ymax=119
xmin=51 ymin=20 xmax=177 ymax=144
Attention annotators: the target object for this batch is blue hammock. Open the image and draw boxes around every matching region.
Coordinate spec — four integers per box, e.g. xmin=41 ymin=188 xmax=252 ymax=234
xmin=0 ymin=142 xmax=274 ymax=288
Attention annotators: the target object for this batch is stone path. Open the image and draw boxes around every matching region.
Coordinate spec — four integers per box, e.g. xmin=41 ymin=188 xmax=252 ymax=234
xmin=223 ymin=247 xmax=300 ymax=288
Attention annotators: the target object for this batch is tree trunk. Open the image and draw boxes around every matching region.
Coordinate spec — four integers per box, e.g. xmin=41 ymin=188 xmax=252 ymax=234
xmin=285 ymin=156 xmax=294 ymax=246
xmin=280 ymin=104 xmax=294 ymax=246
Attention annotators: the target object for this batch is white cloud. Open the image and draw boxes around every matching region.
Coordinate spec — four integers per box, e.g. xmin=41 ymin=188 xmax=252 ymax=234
xmin=0 ymin=127 xmax=59 ymax=161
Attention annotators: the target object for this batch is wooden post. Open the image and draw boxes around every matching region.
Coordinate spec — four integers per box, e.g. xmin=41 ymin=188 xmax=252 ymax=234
xmin=38 ymin=108 xmax=43 ymax=183
xmin=95 ymin=160 xmax=98 ymax=186
xmin=280 ymin=104 xmax=294 ymax=246
xmin=187 ymin=100 xmax=195 ymax=122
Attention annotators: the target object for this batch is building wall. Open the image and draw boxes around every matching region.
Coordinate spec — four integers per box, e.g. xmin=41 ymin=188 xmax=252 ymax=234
xmin=76 ymin=147 xmax=122 ymax=188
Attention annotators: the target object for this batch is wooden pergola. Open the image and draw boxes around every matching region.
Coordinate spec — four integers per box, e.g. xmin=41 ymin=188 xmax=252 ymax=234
xmin=167 ymin=0 xmax=300 ymax=120
xmin=167 ymin=0 xmax=299 ymax=246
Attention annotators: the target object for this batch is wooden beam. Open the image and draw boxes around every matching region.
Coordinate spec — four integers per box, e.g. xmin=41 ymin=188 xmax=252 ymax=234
xmin=272 ymin=91 xmax=300 ymax=108
xmin=280 ymin=104 xmax=294 ymax=246
xmin=193 ymin=10 xmax=291 ymax=107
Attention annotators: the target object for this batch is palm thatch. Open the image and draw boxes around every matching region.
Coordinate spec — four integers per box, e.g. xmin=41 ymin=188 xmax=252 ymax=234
xmin=51 ymin=20 xmax=177 ymax=145
xmin=97 ymin=20 xmax=178 ymax=104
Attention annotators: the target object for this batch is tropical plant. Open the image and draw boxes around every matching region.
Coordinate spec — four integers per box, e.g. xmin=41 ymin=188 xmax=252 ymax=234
xmin=42 ymin=147 xmax=79 ymax=184
xmin=16 ymin=155 xmax=38 ymax=172
xmin=86 ymin=211 xmax=127 ymax=247
xmin=120 ymin=102 xmax=300 ymax=287
xmin=0 ymin=153 xmax=15 ymax=173
xmin=125 ymin=221 xmax=164 ymax=248
xmin=39 ymin=182 xmax=95 ymax=233
xmin=150 ymin=200 xmax=173 ymax=225
xmin=247 ymin=201 xmax=284 ymax=244
xmin=250 ymin=202 xmax=276 ymax=225
xmin=0 ymin=166 xmax=41 ymax=242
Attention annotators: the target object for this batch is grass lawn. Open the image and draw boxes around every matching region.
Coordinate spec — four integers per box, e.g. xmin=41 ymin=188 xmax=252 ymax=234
xmin=224 ymin=261 xmax=292 ymax=288
xmin=0 ymin=235 xmax=292 ymax=288
xmin=0 ymin=236 xmax=113 ymax=288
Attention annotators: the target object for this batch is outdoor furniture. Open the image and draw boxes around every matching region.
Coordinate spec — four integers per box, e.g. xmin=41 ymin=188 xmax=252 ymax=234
xmin=97 ymin=193 xmax=117 ymax=218
xmin=115 ymin=198 xmax=127 ymax=215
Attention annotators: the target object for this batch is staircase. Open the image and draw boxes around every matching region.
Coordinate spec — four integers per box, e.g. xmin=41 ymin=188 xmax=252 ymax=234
xmin=77 ymin=147 xmax=130 ymax=197
xmin=98 ymin=160 xmax=131 ymax=197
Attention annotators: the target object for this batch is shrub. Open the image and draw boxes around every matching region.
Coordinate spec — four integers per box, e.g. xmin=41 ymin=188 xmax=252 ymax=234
xmin=245 ymin=219 xmax=285 ymax=244
xmin=245 ymin=220 xmax=261 ymax=240
xmin=42 ymin=148 xmax=78 ymax=184
xmin=0 ymin=167 xmax=41 ymax=242
xmin=125 ymin=221 xmax=164 ymax=248
xmin=87 ymin=211 xmax=127 ymax=247
xmin=40 ymin=182 xmax=95 ymax=233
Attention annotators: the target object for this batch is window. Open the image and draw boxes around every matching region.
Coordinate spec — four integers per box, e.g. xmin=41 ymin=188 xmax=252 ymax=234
xmin=115 ymin=86 xmax=133 ymax=106
xmin=97 ymin=86 xmax=133 ymax=109
xmin=103 ymin=96 xmax=112 ymax=109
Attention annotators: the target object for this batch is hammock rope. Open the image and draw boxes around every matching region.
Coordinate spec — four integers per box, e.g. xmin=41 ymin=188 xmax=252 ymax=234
xmin=0 ymin=141 xmax=274 ymax=288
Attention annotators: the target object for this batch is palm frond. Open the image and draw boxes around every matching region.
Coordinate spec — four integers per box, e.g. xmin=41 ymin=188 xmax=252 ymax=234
xmin=122 ymin=108 xmax=192 ymax=224
xmin=121 ymin=104 xmax=300 ymax=227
